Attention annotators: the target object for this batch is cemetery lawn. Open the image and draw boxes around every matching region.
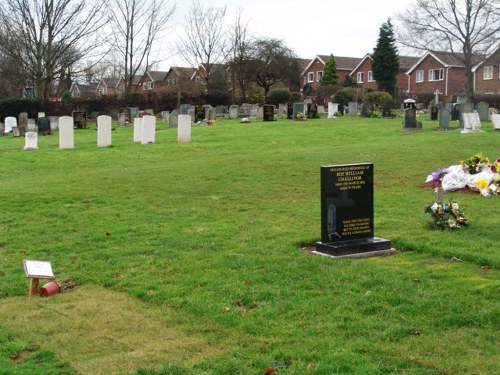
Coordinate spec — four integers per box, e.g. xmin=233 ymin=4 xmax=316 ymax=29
xmin=0 ymin=116 xmax=498 ymax=374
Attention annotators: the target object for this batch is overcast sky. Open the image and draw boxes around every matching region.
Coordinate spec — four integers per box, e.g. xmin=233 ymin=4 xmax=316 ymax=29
xmin=156 ymin=0 xmax=417 ymax=69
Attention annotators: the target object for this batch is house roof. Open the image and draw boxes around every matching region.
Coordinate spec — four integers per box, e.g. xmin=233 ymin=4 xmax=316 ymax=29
xmin=398 ymin=56 xmax=420 ymax=71
xmin=471 ymin=45 xmax=500 ymax=72
xmin=75 ymin=82 xmax=98 ymax=93
xmin=147 ymin=71 xmax=169 ymax=82
xmin=101 ymin=78 xmax=120 ymax=88
xmin=301 ymin=55 xmax=362 ymax=75
xmin=168 ymin=66 xmax=197 ymax=79
xmin=407 ymin=51 xmax=485 ymax=74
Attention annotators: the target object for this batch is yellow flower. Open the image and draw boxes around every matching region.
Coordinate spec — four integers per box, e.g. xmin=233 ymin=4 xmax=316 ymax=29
xmin=476 ymin=178 xmax=489 ymax=191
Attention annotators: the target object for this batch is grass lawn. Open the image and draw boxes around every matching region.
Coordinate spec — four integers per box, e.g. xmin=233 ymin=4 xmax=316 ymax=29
xmin=0 ymin=115 xmax=498 ymax=374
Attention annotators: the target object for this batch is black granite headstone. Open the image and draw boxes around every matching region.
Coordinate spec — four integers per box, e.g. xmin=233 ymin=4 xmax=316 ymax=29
xmin=263 ymin=105 xmax=275 ymax=121
xmin=430 ymin=105 xmax=438 ymax=120
xmin=403 ymin=108 xmax=421 ymax=129
xmin=307 ymin=103 xmax=318 ymax=119
xmin=315 ymin=163 xmax=391 ymax=256
xmin=195 ymin=106 xmax=205 ymax=122
xmin=451 ymin=104 xmax=460 ymax=121
xmin=38 ymin=117 xmax=51 ymax=135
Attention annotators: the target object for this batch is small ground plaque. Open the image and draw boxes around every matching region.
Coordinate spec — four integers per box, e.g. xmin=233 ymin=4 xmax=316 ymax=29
xmin=315 ymin=163 xmax=393 ymax=257
xmin=23 ymin=259 xmax=55 ymax=296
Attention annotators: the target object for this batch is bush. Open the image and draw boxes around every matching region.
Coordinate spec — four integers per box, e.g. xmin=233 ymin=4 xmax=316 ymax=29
xmin=333 ymin=88 xmax=359 ymax=106
xmin=249 ymin=92 xmax=265 ymax=105
xmin=364 ymin=91 xmax=393 ymax=108
xmin=289 ymin=92 xmax=302 ymax=103
xmin=267 ymin=89 xmax=290 ymax=105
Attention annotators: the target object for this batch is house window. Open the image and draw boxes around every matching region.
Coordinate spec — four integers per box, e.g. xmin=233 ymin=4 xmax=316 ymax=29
xmin=428 ymin=68 xmax=444 ymax=81
xmin=357 ymin=72 xmax=364 ymax=83
xmin=415 ymin=70 xmax=424 ymax=83
xmin=317 ymin=71 xmax=323 ymax=82
xmin=308 ymin=72 xmax=314 ymax=83
xmin=367 ymin=71 xmax=374 ymax=82
xmin=483 ymin=66 xmax=493 ymax=80
xmin=143 ymin=81 xmax=153 ymax=90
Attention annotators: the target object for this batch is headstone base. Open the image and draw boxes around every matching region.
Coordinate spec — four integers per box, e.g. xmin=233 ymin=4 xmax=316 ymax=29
xmin=460 ymin=129 xmax=484 ymax=134
xmin=312 ymin=247 xmax=397 ymax=259
xmin=315 ymin=237 xmax=392 ymax=257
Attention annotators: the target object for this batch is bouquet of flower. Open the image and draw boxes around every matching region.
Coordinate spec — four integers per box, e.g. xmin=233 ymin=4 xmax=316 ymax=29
xmin=490 ymin=158 xmax=500 ymax=173
xmin=295 ymin=112 xmax=305 ymax=120
xmin=461 ymin=153 xmax=490 ymax=174
xmin=425 ymin=200 xmax=468 ymax=229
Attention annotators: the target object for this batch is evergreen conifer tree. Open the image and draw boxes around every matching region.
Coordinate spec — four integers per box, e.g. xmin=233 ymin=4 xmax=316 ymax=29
xmin=320 ymin=54 xmax=338 ymax=86
xmin=372 ymin=19 xmax=399 ymax=95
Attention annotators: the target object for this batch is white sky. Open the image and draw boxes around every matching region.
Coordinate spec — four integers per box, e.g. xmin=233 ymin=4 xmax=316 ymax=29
xmin=156 ymin=0 xmax=417 ymax=70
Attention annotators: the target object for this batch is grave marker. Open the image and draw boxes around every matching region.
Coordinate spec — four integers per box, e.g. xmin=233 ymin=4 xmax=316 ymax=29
xmin=438 ymin=107 xmax=450 ymax=129
xmin=24 ymin=132 xmax=38 ymax=150
xmin=97 ymin=115 xmax=112 ymax=147
xmin=4 ymin=116 xmax=16 ymax=133
xmin=133 ymin=117 xmax=143 ymax=142
xmin=141 ymin=115 xmax=156 ymax=144
xmin=59 ymin=116 xmax=74 ymax=149
xmin=38 ymin=117 xmax=51 ymax=135
xmin=178 ymin=114 xmax=191 ymax=143
xmin=315 ymin=163 xmax=392 ymax=257
xmin=492 ymin=114 xmax=500 ymax=130
xmin=72 ymin=111 xmax=87 ymax=129
xmin=403 ymin=107 xmax=421 ymax=130
xmin=263 ymin=105 xmax=275 ymax=121
xmin=169 ymin=111 xmax=179 ymax=128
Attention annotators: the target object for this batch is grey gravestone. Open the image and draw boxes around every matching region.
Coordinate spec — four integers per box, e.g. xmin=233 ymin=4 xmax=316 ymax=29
xmin=430 ymin=105 xmax=438 ymax=120
xmin=249 ymin=105 xmax=258 ymax=118
xmin=403 ymin=108 xmax=421 ymax=130
xmin=27 ymin=119 xmax=36 ymax=132
xmin=293 ymin=102 xmax=305 ymax=120
xmin=256 ymin=106 xmax=264 ymax=120
xmin=348 ymin=102 xmax=358 ymax=116
xmin=180 ymin=104 xmax=190 ymax=115
xmin=240 ymin=103 xmax=251 ymax=117
xmin=458 ymin=103 xmax=473 ymax=128
xmin=203 ymin=105 xmax=212 ymax=119
xmin=129 ymin=107 xmax=139 ymax=119
xmin=49 ymin=116 xmax=58 ymax=131
xmin=382 ymin=102 xmax=394 ymax=117
xmin=12 ymin=127 xmax=21 ymax=137
xmin=475 ymin=102 xmax=489 ymax=122
xmin=118 ymin=113 xmax=127 ymax=127
xmin=438 ymin=107 xmax=450 ymax=129
xmin=169 ymin=110 xmax=179 ymax=128
xmin=18 ymin=112 xmax=28 ymax=136
xmin=263 ymin=105 xmax=275 ymax=121
xmin=187 ymin=108 xmax=195 ymax=123
xmin=315 ymin=163 xmax=392 ymax=257
xmin=0 ymin=123 xmax=4 ymax=134
xmin=207 ymin=108 xmax=216 ymax=120
xmin=229 ymin=105 xmax=238 ymax=119
xmin=38 ymin=117 xmax=51 ymax=135
xmin=360 ymin=103 xmax=371 ymax=117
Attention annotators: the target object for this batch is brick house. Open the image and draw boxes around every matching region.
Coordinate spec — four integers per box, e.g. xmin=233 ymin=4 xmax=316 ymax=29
xmin=117 ymin=75 xmax=142 ymax=93
xmin=406 ymin=51 xmax=484 ymax=97
xmin=164 ymin=66 xmax=197 ymax=93
xmin=350 ymin=54 xmax=419 ymax=92
xmin=301 ymin=55 xmax=362 ymax=89
xmin=96 ymin=78 xmax=122 ymax=95
xmin=138 ymin=71 xmax=169 ymax=93
xmin=473 ymin=46 xmax=500 ymax=94
xmin=69 ymin=82 xmax=98 ymax=98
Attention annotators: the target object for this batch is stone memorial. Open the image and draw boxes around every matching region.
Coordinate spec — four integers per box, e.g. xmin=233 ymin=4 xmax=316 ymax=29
xmin=488 ymin=108 xmax=497 ymax=120
xmin=133 ymin=117 xmax=143 ymax=142
xmin=4 ymin=116 xmax=16 ymax=133
xmin=307 ymin=103 xmax=318 ymax=119
xmin=24 ymin=132 xmax=38 ymax=150
xmin=475 ymin=102 xmax=489 ymax=122
xmin=49 ymin=116 xmax=58 ymax=131
xmin=287 ymin=103 xmax=293 ymax=119
xmin=27 ymin=119 xmax=36 ymax=132
xmin=461 ymin=112 xmax=482 ymax=133
xmin=12 ymin=127 xmax=21 ymax=137
xmin=72 ymin=111 xmax=87 ymax=129
xmin=382 ymin=102 xmax=394 ymax=117
xmin=97 ymin=115 xmax=112 ymax=147
xmin=129 ymin=107 xmax=139 ymax=119
xmin=229 ymin=105 xmax=238 ymax=119
xmin=38 ymin=117 xmax=51 ymax=135
xmin=347 ymin=102 xmax=358 ymax=116
xmin=491 ymin=114 xmax=500 ymax=130
xmin=403 ymin=107 xmax=421 ymax=130
xmin=315 ymin=163 xmax=392 ymax=257
xmin=0 ymin=123 xmax=4 ymax=135
xmin=317 ymin=105 xmax=325 ymax=116
xmin=187 ymin=108 xmax=195 ymax=123
xmin=18 ymin=112 xmax=28 ymax=136
xmin=458 ymin=103 xmax=473 ymax=128
xmin=249 ymin=105 xmax=258 ymax=118
xmin=263 ymin=105 xmax=275 ymax=121
xmin=195 ymin=106 xmax=205 ymax=122
xmin=180 ymin=104 xmax=190 ymax=115
xmin=58 ymin=116 xmax=74 ymax=149
xmin=118 ymin=113 xmax=127 ymax=127
xmin=38 ymin=112 xmax=45 ymax=119
xmin=141 ymin=115 xmax=156 ymax=144
xmin=430 ymin=105 xmax=438 ymax=120
xmin=169 ymin=111 xmax=179 ymax=128
xmin=293 ymin=102 xmax=305 ymax=120
xmin=451 ymin=104 xmax=460 ymax=121
xmin=438 ymin=107 xmax=450 ymax=129
xmin=207 ymin=108 xmax=216 ymax=121
xmin=178 ymin=114 xmax=191 ymax=144
xmin=403 ymin=98 xmax=417 ymax=110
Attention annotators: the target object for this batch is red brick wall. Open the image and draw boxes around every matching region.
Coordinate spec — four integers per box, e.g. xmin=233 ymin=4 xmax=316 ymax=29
xmin=475 ymin=53 xmax=500 ymax=94
xmin=303 ymin=58 xmax=325 ymax=89
xmin=408 ymin=55 xmax=465 ymax=96
xmin=351 ymin=59 xmax=377 ymax=90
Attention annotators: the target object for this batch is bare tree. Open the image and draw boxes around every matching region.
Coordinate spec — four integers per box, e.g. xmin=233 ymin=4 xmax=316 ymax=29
xmin=227 ymin=8 xmax=254 ymax=103
xmin=107 ymin=0 xmax=176 ymax=93
xmin=0 ymin=0 xmax=108 ymax=99
xmin=397 ymin=0 xmax=500 ymax=101
xmin=176 ymin=0 xmax=229 ymax=90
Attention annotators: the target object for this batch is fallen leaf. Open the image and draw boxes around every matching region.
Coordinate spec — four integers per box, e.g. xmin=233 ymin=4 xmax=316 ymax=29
xmin=263 ymin=367 xmax=276 ymax=375
xmin=306 ymin=363 xmax=314 ymax=372
xmin=222 ymin=306 xmax=231 ymax=313
xmin=480 ymin=265 xmax=490 ymax=271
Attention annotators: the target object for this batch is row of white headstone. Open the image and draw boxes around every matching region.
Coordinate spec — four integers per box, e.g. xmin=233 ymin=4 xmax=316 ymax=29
xmin=492 ymin=114 xmax=500 ymax=130
xmin=22 ymin=114 xmax=192 ymax=151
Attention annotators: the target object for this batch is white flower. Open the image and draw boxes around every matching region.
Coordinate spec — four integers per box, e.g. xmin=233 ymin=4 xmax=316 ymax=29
xmin=451 ymin=203 xmax=459 ymax=210
xmin=431 ymin=202 xmax=439 ymax=212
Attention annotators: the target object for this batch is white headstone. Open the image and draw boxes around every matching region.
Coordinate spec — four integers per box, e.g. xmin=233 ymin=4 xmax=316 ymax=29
xmin=24 ymin=132 xmax=38 ymax=150
xmin=49 ymin=116 xmax=58 ymax=131
xmin=229 ymin=105 xmax=238 ymax=119
xmin=461 ymin=112 xmax=482 ymax=133
xmin=4 ymin=116 xmax=16 ymax=133
xmin=38 ymin=112 xmax=45 ymax=119
xmin=27 ymin=119 xmax=36 ymax=132
xmin=133 ymin=117 xmax=143 ymax=142
xmin=491 ymin=114 xmax=500 ymax=130
xmin=141 ymin=115 xmax=156 ymax=144
xmin=97 ymin=115 xmax=112 ymax=147
xmin=328 ymin=102 xmax=339 ymax=118
xmin=58 ymin=116 xmax=74 ymax=149
xmin=178 ymin=114 xmax=191 ymax=144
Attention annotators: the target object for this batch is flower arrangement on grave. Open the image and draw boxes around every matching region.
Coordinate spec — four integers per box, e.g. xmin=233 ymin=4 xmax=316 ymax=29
xmin=295 ymin=112 xmax=305 ymax=120
xmin=241 ymin=117 xmax=251 ymax=123
xmin=425 ymin=198 xmax=468 ymax=229
xmin=424 ymin=153 xmax=500 ymax=196
xmin=460 ymin=153 xmax=490 ymax=174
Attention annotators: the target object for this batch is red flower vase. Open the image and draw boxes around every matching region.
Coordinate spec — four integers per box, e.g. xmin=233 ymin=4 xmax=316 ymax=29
xmin=39 ymin=281 xmax=60 ymax=297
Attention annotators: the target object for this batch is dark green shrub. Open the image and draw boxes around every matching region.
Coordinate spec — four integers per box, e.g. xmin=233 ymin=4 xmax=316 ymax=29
xmin=364 ymin=91 xmax=393 ymax=108
xmin=267 ymin=89 xmax=290 ymax=105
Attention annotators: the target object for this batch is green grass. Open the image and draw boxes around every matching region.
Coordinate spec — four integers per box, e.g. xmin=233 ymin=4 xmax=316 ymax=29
xmin=0 ymin=116 xmax=499 ymax=374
